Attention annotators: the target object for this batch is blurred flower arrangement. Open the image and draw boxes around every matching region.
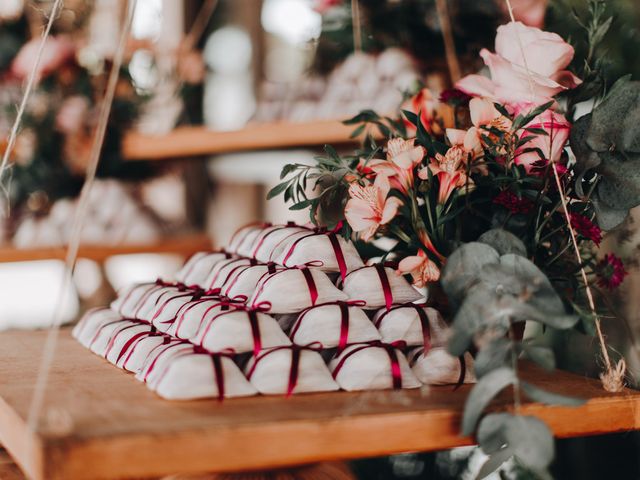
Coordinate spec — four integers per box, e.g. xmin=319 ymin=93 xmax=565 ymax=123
xmin=271 ymin=2 xmax=637 ymax=476
xmin=0 ymin=2 xmax=151 ymax=226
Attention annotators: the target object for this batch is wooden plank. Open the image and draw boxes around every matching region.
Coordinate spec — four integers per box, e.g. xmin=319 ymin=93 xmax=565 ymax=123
xmin=0 ymin=329 xmax=639 ymax=480
xmin=122 ymin=120 xmax=370 ymax=161
xmin=0 ymin=234 xmax=212 ymax=264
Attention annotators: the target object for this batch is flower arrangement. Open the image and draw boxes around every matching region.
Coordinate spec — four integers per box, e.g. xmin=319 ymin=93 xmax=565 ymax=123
xmin=271 ymin=4 xmax=637 ymax=476
xmin=0 ymin=5 xmax=150 ymax=226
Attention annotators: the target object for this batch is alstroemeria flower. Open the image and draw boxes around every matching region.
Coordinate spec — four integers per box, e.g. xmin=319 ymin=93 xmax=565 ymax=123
xmin=401 ymin=88 xmax=437 ymax=136
xmin=514 ymin=109 xmax=570 ymax=173
xmin=460 ymin=97 xmax=513 ymax=157
xmin=419 ymin=145 xmax=471 ymax=204
xmin=11 ymin=35 xmax=75 ymax=81
xmin=369 ymin=138 xmax=425 ymax=194
xmin=345 ymin=175 xmax=402 ymax=241
xmin=456 ymin=22 xmax=581 ymax=108
xmin=397 ymin=231 xmax=443 ymax=287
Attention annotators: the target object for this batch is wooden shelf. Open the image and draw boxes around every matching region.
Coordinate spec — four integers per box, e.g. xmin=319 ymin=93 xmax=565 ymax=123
xmin=122 ymin=120 xmax=372 ymax=161
xmin=1 ymin=329 xmax=639 ymax=480
xmin=0 ymin=234 xmax=211 ymax=263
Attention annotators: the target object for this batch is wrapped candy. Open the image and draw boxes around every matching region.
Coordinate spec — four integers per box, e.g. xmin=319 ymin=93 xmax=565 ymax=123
xmin=169 ymin=298 xmax=245 ymax=340
xmin=341 ymin=264 xmax=422 ymax=310
xmin=407 ymin=347 xmax=476 ymax=386
xmin=73 ymin=307 xmax=123 ymax=347
xmin=289 ymin=301 xmax=380 ymax=351
xmin=89 ymin=319 xmax=141 ymax=357
xmin=202 ymin=257 xmax=257 ymax=292
xmin=274 ymin=228 xmax=364 ymax=279
xmin=103 ymin=321 xmax=156 ymax=367
xmin=175 ymin=251 xmax=233 ymax=287
xmin=147 ymin=292 xmax=223 ymax=333
xmin=193 ymin=306 xmax=291 ymax=355
xmin=111 ymin=282 xmax=163 ymax=319
xmin=330 ymin=342 xmax=421 ymax=391
xmin=246 ymin=345 xmax=339 ymax=395
xmin=136 ymin=339 xmax=197 ymax=384
xmin=227 ymin=222 xmax=271 ymax=256
xmin=251 ymin=224 xmax=308 ymax=262
xmin=373 ymin=303 xmax=449 ymax=349
xmin=150 ymin=349 xmax=257 ymax=400
xmin=250 ymin=266 xmax=348 ymax=314
xmin=115 ymin=332 xmax=174 ymax=373
xmin=221 ymin=262 xmax=282 ymax=301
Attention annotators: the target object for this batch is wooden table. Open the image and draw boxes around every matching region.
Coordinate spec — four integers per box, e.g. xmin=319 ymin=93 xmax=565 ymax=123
xmin=0 ymin=329 xmax=639 ymax=480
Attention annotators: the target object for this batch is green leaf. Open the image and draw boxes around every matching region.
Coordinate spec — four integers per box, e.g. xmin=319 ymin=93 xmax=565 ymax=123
xmin=462 ymin=367 xmax=517 ymax=436
xmin=401 ymin=109 xmax=418 ymax=126
xmin=474 ymin=338 xmax=512 ymax=378
xmin=280 ymin=163 xmax=297 ymax=180
xmin=521 ymin=381 xmax=585 ymax=406
xmin=477 ymin=229 xmax=527 ymax=257
xmin=267 ymin=181 xmax=289 ymax=200
xmin=522 ymin=344 xmax=555 ymax=371
xmin=349 ymin=123 xmax=366 ymax=139
xmin=290 ymin=199 xmax=313 ymax=211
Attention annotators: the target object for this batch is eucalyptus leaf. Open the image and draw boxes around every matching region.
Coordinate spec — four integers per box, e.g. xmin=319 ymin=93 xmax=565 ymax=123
xmin=474 ymin=338 xmax=512 ymax=378
xmin=521 ymin=382 xmax=585 ymax=406
xmin=462 ymin=367 xmax=516 ymax=436
xmin=522 ymin=344 xmax=555 ymax=371
xmin=478 ymin=229 xmax=527 ymax=257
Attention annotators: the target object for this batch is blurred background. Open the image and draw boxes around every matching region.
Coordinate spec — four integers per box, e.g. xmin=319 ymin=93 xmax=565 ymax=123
xmin=1 ymin=1 xmax=640 ymax=479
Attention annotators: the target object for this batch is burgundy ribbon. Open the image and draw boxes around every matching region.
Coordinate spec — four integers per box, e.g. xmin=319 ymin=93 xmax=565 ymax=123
xmin=103 ymin=321 xmax=148 ymax=359
xmin=331 ymin=340 xmax=407 ymax=389
xmin=280 ymin=224 xmax=347 ymax=280
xmin=300 ymin=267 xmax=319 ymax=306
xmin=455 ymin=356 xmax=466 ymax=391
xmin=251 ymin=264 xmax=321 ymax=309
xmin=290 ymin=300 xmax=366 ymax=352
xmin=246 ymin=342 xmax=323 ymax=397
xmin=374 ymin=303 xmax=432 ymax=353
xmin=142 ymin=339 xmax=189 ymax=382
xmin=374 ymin=264 xmax=394 ymax=311
xmin=89 ymin=318 xmax=131 ymax=349
xmin=122 ymin=329 xmax=170 ymax=370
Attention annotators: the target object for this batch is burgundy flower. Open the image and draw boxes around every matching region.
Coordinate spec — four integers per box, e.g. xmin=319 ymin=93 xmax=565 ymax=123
xmin=439 ymin=88 xmax=472 ymax=106
xmin=596 ymin=254 xmax=627 ymax=290
xmin=493 ymin=190 xmax=534 ymax=214
xmin=570 ymin=213 xmax=602 ymax=246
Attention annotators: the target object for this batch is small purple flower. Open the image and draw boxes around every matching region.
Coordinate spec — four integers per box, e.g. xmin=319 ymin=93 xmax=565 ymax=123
xmin=570 ymin=213 xmax=602 ymax=246
xmin=596 ymin=254 xmax=628 ymax=290
xmin=492 ymin=190 xmax=534 ymax=214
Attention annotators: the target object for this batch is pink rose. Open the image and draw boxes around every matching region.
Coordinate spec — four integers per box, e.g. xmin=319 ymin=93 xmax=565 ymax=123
xmin=500 ymin=0 xmax=548 ymax=29
xmin=456 ymin=22 xmax=581 ymax=108
xmin=514 ymin=109 xmax=570 ymax=173
xmin=55 ymin=96 xmax=90 ymax=134
xmin=11 ymin=35 xmax=75 ymax=81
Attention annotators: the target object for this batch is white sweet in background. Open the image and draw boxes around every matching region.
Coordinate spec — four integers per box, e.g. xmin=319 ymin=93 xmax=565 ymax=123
xmin=246 ymin=347 xmax=339 ymax=395
xmin=175 ymin=251 xmax=232 ymax=287
xmin=12 ymin=179 xmax=161 ymax=248
xmin=374 ymin=304 xmax=450 ymax=347
xmin=330 ymin=344 xmax=421 ymax=391
xmin=250 ymin=267 xmax=348 ymax=314
xmin=376 ymin=48 xmax=415 ymax=78
xmin=289 ymin=303 xmax=381 ymax=348
xmin=408 ymin=348 xmax=476 ymax=386
xmin=153 ymin=353 xmax=257 ymax=400
xmin=341 ymin=265 xmax=423 ymax=309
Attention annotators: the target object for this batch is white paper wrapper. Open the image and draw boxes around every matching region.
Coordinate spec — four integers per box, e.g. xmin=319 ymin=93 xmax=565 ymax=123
xmin=227 ymin=223 xmax=270 ymax=255
xmin=111 ymin=282 xmax=161 ymax=318
xmin=136 ymin=340 xmax=195 ymax=384
xmin=408 ymin=347 xmax=476 ymax=385
xmin=252 ymin=225 xmax=308 ymax=262
xmin=250 ymin=267 xmax=348 ymax=313
xmin=290 ymin=302 xmax=381 ymax=349
xmin=341 ymin=265 xmax=422 ymax=309
xmin=73 ymin=307 xmax=123 ymax=347
xmin=139 ymin=287 xmax=206 ymax=325
xmin=169 ymin=299 xmax=241 ymax=340
xmin=89 ymin=319 xmax=140 ymax=357
xmin=115 ymin=333 xmax=172 ymax=373
xmin=151 ymin=352 xmax=257 ymax=400
xmin=221 ymin=263 xmax=282 ymax=300
xmin=175 ymin=251 xmax=233 ymax=287
xmin=193 ymin=309 xmax=291 ymax=354
xmin=202 ymin=257 xmax=256 ymax=292
xmin=104 ymin=322 xmax=156 ymax=367
xmin=246 ymin=347 xmax=339 ymax=395
xmin=373 ymin=304 xmax=449 ymax=348
xmin=275 ymin=232 xmax=364 ymax=276
xmin=330 ymin=343 xmax=421 ymax=391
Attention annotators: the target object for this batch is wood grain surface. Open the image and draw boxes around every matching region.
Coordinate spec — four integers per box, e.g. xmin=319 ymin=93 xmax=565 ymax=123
xmin=0 ymin=329 xmax=638 ymax=480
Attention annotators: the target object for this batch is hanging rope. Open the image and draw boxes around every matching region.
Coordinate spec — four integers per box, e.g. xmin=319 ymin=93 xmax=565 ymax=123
xmin=351 ymin=0 xmax=362 ymax=52
xmin=181 ymin=0 xmax=219 ymax=53
xmin=435 ymin=0 xmax=461 ymax=84
xmin=0 ymin=0 xmax=64 ymax=205
xmin=503 ymin=0 xmax=625 ymax=392
xmin=25 ymin=0 xmax=139 ymax=435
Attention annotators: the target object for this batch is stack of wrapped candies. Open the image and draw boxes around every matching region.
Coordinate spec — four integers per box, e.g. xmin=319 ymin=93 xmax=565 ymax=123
xmin=73 ymin=222 xmax=475 ymax=400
